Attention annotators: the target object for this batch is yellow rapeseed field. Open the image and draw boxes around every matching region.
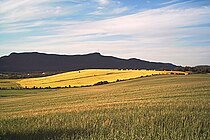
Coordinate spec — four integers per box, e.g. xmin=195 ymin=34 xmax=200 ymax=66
xmin=17 ymin=69 xmax=187 ymax=88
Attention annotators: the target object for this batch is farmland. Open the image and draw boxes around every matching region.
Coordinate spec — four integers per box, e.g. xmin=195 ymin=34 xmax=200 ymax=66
xmin=4 ymin=69 xmax=187 ymax=89
xmin=0 ymin=74 xmax=209 ymax=139
xmin=0 ymin=79 xmax=21 ymax=89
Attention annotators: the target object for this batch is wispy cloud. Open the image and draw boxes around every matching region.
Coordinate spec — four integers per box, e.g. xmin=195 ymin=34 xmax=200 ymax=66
xmin=96 ymin=0 xmax=110 ymax=5
xmin=159 ymin=0 xmax=181 ymax=5
xmin=0 ymin=0 xmax=210 ymax=66
xmin=111 ymin=7 xmax=128 ymax=14
xmin=0 ymin=0 xmax=81 ymax=24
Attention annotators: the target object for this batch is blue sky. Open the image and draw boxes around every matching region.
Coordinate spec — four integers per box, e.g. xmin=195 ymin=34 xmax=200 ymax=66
xmin=0 ymin=0 xmax=210 ymax=66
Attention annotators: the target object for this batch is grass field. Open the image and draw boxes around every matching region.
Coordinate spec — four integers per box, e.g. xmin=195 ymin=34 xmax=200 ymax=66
xmin=0 ymin=74 xmax=209 ymax=139
xmin=15 ymin=69 xmax=187 ymax=89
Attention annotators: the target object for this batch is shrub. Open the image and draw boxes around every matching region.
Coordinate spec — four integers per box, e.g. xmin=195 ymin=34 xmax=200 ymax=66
xmin=44 ymin=86 xmax=51 ymax=89
xmin=94 ymin=81 xmax=109 ymax=86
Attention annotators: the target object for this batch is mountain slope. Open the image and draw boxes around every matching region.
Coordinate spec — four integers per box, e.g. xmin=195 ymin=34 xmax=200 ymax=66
xmin=0 ymin=52 xmax=176 ymax=72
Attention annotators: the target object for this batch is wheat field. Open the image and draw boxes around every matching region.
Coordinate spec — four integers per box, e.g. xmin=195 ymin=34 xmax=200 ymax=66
xmin=0 ymin=74 xmax=209 ymax=139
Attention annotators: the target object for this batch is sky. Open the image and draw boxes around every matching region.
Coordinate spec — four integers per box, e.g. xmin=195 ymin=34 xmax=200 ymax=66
xmin=0 ymin=0 xmax=210 ymax=66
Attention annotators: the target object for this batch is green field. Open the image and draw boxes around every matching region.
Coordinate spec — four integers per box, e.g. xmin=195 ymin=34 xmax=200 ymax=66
xmin=0 ymin=74 xmax=210 ymax=139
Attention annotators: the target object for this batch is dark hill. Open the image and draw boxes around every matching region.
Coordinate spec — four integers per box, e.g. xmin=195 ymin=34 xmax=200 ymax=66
xmin=0 ymin=52 xmax=177 ymax=72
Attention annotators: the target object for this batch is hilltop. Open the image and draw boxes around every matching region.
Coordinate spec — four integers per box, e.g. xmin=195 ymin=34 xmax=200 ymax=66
xmin=0 ymin=52 xmax=176 ymax=72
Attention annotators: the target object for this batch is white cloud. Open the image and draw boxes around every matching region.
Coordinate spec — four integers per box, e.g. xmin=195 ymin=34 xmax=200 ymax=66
xmin=50 ymin=7 xmax=210 ymax=41
xmin=0 ymin=1 xmax=210 ymax=66
xmin=96 ymin=0 xmax=110 ymax=5
xmin=159 ymin=0 xmax=181 ymax=5
xmin=0 ymin=0 xmax=75 ymax=24
xmin=0 ymin=0 xmax=55 ymax=15
xmin=111 ymin=7 xmax=128 ymax=14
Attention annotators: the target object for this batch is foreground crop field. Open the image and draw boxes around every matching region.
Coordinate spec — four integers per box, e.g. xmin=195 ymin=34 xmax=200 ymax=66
xmin=17 ymin=69 xmax=187 ymax=88
xmin=0 ymin=74 xmax=209 ymax=139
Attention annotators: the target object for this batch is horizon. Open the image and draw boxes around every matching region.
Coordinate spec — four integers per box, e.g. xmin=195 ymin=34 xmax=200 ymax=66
xmin=0 ymin=0 xmax=210 ymax=66
xmin=1 ymin=51 xmax=209 ymax=67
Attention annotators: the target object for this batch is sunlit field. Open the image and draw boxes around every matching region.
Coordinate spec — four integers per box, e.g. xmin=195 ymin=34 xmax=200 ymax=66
xmin=0 ymin=79 xmax=21 ymax=89
xmin=16 ymin=69 xmax=187 ymax=88
xmin=1 ymin=0 xmax=209 ymax=139
xmin=0 ymin=74 xmax=209 ymax=139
